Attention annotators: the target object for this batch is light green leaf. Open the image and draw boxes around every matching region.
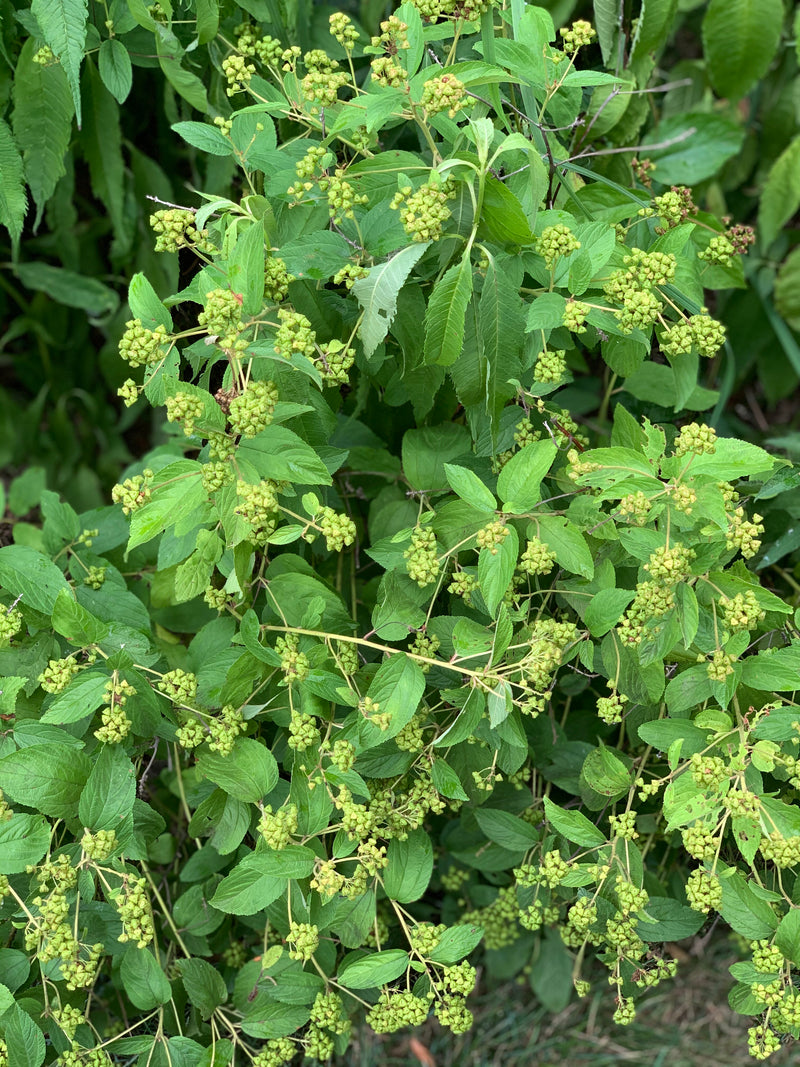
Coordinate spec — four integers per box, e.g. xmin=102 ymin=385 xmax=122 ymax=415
xmin=98 ymin=38 xmax=132 ymax=103
xmin=584 ymin=588 xmax=635 ymax=637
xmin=631 ymin=0 xmax=678 ymax=60
xmin=383 ymin=828 xmax=434 ymax=901
xmin=338 ymin=950 xmax=410 ymax=989
xmin=15 ymin=262 xmax=118 ymax=317
xmin=443 ymin=464 xmax=496 ymax=512
xmin=40 ymin=671 xmax=109 ymax=725
xmin=593 ymin=0 xmax=619 ymax=66
xmin=157 ymin=40 xmax=207 ymax=111
xmin=352 ymin=243 xmax=429 ymax=357
xmin=478 ymin=525 xmax=518 ymax=618
xmin=424 ymin=253 xmax=474 ymax=366
xmin=120 ymin=948 xmax=172 ymax=1010
xmin=759 ymin=136 xmax=800 ymax=247
xmin=361 ymin=654 xmax=426 ymax=743
xmin=0 ymin=544 xmax=71 ymax=613
xmin=0 ymin=814 xmax=50 ymax=874
xmin=172 ymin=121 xmax=233 ymax=156
xmin=31 ymin=0 xmax=88 ymax=125
xmin=12 ymin=39 xmax=74 ymax=225
xmin=497 ymin=440 xmax=557 ymax=512
xmin=702 ymin=0 xmax=783 ymax=100
xmin=175 ymin=959 xmax=228 ymax=1020
xmin=428 ymin=925 xmax=484 ymax=964
xmin=128 ymin=273 xmax=172 ymax=331
xmin=195 ymin=0 xmax=219 ymax=43
xmin=4 ymin=1003 xmax=45 ymax=1067
xmin=0 ymin=120 xmax=26 ymax=250
xmin=535 ymin=515 xmax=594 ymax=579
xmin=78 ymin=745 xmax=136 ymax=833
xmin=238 ymin=426 xmax=333 ymax=486
xmin=479 ymin=258 xmax=525 ymax=436
xmin=474 ymin=807 xmax=538 ymax=851
xmin=210 ymin=848 xmax=314 ymax=914
xmin=741 ymin=645 xmax=800 ymax=691
xmin=0 ymin=743 xmax=91 ymax=818
xmin=544 ymin=797 xmax=606 ymax=847
xmin=196 ymin=738 xmax=278 ymax=802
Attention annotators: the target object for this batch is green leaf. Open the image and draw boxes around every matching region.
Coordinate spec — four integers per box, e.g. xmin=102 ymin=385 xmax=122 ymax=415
xmin=741 ymin=645 xmax=800 ymax=691
xmin=15 ymin=263 xmax=118 ymax=317
xmin=480 ymin=176 xmax=533 ymax=244
xmin=719 ymin=869 xmax=778 ymax=940
xmin=82 ymin=59 xmax=127 ymax=248
xmin=227 ymin=218 xmax=265 ymax=316
xmin=98 ymin=38 xmax=132 ymax=103
xmin=196 ymin=738 xmax=278 ymax=802
xmin=361 ymin=654 xmax=426 ymax=743
xmin=0 ymin=743 xmax=91 ymax=818
xmin=579 ymin=746 xmax=631 ymax=810
xmin=543 ymin=797 xmax=606 ymax=848
xmin=642 ymin=113 xmax=744 ymax=186
xmin=78 ymin=745 xmax=136 ymax=833
xmin=0 ymin=983 xmax=13 ymax=1016
xmin=120 ymin=948 xmax=172 ymax=1010
xmin=40 ymin=671 xmax=109 ymax=725
xmin=0 ymin=814 xmax=50 ymax=874
xmin=775 ymin=909 xmax=800 ymax=967
xmin=637 ymin=897 xmax=704 ymax=941
xmin=535 ymin=515 xmax=593 ymax=579
xmin=584 ymin=588 xmax=635 ymax=637
xmin=157 ymin=42 xmax=208 ymax=112
xmin=427 ymin=925 xmax=484 ymax=964
xmin=193 ymin=0 xmax=219 ymax=41
xmin=175 ymin=959 xmax=228 ymax=1020
xmin=497 ymin=440 xmax=557 ymax=512
xmin=128 ymin=273 xmax=172 ymax=331
xmin=424 ymin=253 xmax=474 ymax=366
xmin=479 ymin=258 xmax=525 ymax=429
xmin=0 ymin=544 xmax=70 ymax=613
xmin=383 ymin=828 xmax=434 ymax=902
xmin=478 ymin=526 xmax=518 ymax=618
xmin=631 ymin=0 xmax=678 ymax=60
xmin=51 ymin=588 xmax=109 ymax=645
xmin=702 ymin=0 xmax=783 ymax=100
xmin=237 ymin=426 xmax=333 ymax=487
xmin=11 ymin=39 xmax=74 ymax=225
xmin=352 ymin=243 xmax=429 ymax=357
xmin=402 ymin=423 xmax=470 ymax=492
xmin=3 ymin=1003 xmax=45 ymax=1067
xmin=0 ymin=119 xmax=26 ymax=250
xmin=210 ymin=848 xmax=314 ymax=914
xmin=433 ymin=687 xmax=485 ymax=748
xmin=172 ymin=121 xmax=233 ymax=156
xmin=759 ymin=136 xmax=800 ymax=247
xmin=474 ymin=807 xmax=538 ymax=851
xmin=430 ymin=757 xmax=469 ymax=801
xmin=443 ymin=464 xmax=496 ymax=512
xmin=31 ymin=0 xmax=87 ymax=125
xmin=593 ymin=0 xmax=619 ymax=66
xmin=337 ymin=950 xmax=410 ymax=989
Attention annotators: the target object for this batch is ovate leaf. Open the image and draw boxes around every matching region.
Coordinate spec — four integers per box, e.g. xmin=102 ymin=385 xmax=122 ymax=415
xmin=702 ymin=0 xmax=783 ymax=101
xmin=759 ymin=136 xmax=800 ymax=247
xmin=0 ymin=743 xmax=91 ymax=818
xmin=98 ymin=38 xmax=133 ymax=103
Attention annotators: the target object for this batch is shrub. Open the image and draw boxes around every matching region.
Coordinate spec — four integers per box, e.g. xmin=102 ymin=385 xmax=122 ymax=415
xmin=0 ymin=4 xmax=799 ymax=1065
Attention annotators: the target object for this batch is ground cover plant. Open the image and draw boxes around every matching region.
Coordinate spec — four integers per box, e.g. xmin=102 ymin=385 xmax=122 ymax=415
xmin=2 ymin=1 xmax=800 ymax=1066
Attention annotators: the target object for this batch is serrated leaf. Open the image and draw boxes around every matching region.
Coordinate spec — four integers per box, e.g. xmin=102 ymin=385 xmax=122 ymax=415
xmin=352 ymin=243 xmax=429 ymax=357
xmin=338 ymin=950 xmax=410 ymax=989
xmin=543 ymin=797 xmax=606 ymax=847
xmin=479 ymin=258 xmax=525 ymax=434
xmin=12 ymin=39 xmax=74 ymax=225
xmin=195 ymin=0 xmax=219 ymax=43
xmin=0 ymin=119 xmax=26 ymax=250
xmin=15 ymin=262 xmax=118 ymax=316
xmin=31 ymin=0 xmax=88 ymax=126
xmin=424 ymin=253 xmax=473 ymax=366
xmin=172 ymin=121 xmax=233 ymax=156
xmin=593 ymin=0 xmax=619 ymax=66
xmin=443 ymin=463 xmax=496 ymax=511
xmin=98 ymin=38 xmax=132 ymax=103
xmin=157 ymin=39 xmax=207 ymax=111
xmin=759 ymin=136 xmax=800 ymax=247
xmin=702 ymin=0 xmax=783 ymax=101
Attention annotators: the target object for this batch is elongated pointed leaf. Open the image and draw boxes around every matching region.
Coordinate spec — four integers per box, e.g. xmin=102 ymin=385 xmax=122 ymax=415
xmin=31 ymin=0 xmax=88 ymax=125
xmin=0 ymin=119 xmax=26 ymax=250
xmin=352 ymin=243 xmax=429 ymax=356
xmin=424 ymin=253 xmax=473 ymax=366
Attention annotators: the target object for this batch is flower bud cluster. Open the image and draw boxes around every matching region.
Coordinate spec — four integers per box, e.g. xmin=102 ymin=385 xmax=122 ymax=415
xmin=264 ymin=257 xmax=294 ymax=302
xmin=39 ymin=656 xmax=81 ymax=694
xmin=534 ymin=348 xmax=566 ymax=384
xmin=519 ymin=536 xmax=556 ymax=576
xmin=447 ymin=570 xmax=478 ymax=604
xmin=720 ymin=591 xmax=765 ymax=632
xmin=660 ymin=313 xmax=726 ymax=358
xmin=301 ymin=68 xmax=349 ymax=112
xmin=476 ymin=520 xmax=509 ymax=555
xmin=222 ymin=53 xmax=256 ymax=95
xmin=0 ymin=789 xmax=11 ymax=823
xmin=673 ymin=421 xmax=716 ymax=456
xmin=158 ymin=669 xmax=198 ymax=705
xmin=276 ymin=633 xmax=309 ymax=683
xmin=608 ymin=811 xmax=638 ymax=840
xmin=537 ymin=224 xmax=580 ymax=269
xmin=228 ymin=380 xmax=278 ymax=437
xmin=258 ymin=803 xmax=298 ymax=849
xmin=371 ymin=55 xmax=407 ymax=87
xmin=616 ymin=490 xmax=651 ymax=525
xmin=33 ymin=45 xmax=56 ymax=64
xmin=644 ymin=186 xmax=697 ymax=230
xmin=596 ymin=687 xmax=628 ymax=725
xmin=366 ymin=992 xmax=429 ymax=1034
xmin=61 ymin=943 xmax=104 ymax=991
xmin=725 ymin=505 xmax=764 ymax=559
xmin=315 ymin=505 xmax=356 ymax=552
xmin=83 ymin=565 xmax=107 ymax=589
xmin=681 ymin=824 xmax=718 ymax=860
xmin=643 ymin=543 xmax=695 ymax=582
xmin=391 ymin=180 xmax=456 ymax=242
xmin=0 ymin=605 xmax=23 ymax=645
xmin=435 ymin=996 xmax=473 ymax=1034
xmin=420 ymin=73 xmax=467 ymax=118
xmin=563 ymin=299 xmax=590 ymax=332
xmin=115 ymin=876 xmax=154 ymax=948
xmin=329 ymin=12 xmax=359 ymax=50
xmin=201 ymin=462 xmax=233 ymax=494
xmin=95 ymin=678 xmax=135 ymax=744
xmin=288 ymin=712 xmax=320 ymax=751
xmin=699 ymin=234 xmax=735 ymax=267
xmin=119 ymin=320 xmax=169 ymax=368
xmin=52 ymin=1004 xmax=85 ymax=1041
xmin=207 ymin=705 xmax=246 ymax=756
xmin=275 ymin=308 xmax=316 ymax=359
xmin=111 ymin=469 xmax=154 ymax=515
xmin=759 ymin=832 xmax=800 ymax=868
xmin=405 ymin=525 xmax=440 ymax=586
xmin=318 ymin=171 xmax=368 ymax=224
xmin=287 ymin=921 xmax=319 ymax=961
xmin=235 ymin=24 xmax=283 ymax=65
xmin=371 ymin=15 xmax=410 ymax=52
xmin=235 ymin=480 xmax=279 ymax=546
xmin=165 ymin=392 xmax=205 ymax=437
xmin=150 ymin=209 xmax=213 ymax=253
xmin=198 ymin=289 xmax=245 ymax=350
xmin=316 ymin=339 xmax=355 ymax=385
xmin=685 ymin=868 xmax=723 ymax=912
xmin=81 ymin=829 xmax=118 ymax=862
xmin=617 ymin=581 xmax=676 ymax=646
xmin=408 ymin=631 xmax=440 ymax=670
xmin=559 ymin=19 xmax=596 ymax=52
xmin=747 ymin=1022 xmax=781 ymax=1060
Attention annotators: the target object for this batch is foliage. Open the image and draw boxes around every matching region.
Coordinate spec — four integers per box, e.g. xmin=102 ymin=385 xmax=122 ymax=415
xmin=1 ymin=3 xmax=800 ymax=1067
